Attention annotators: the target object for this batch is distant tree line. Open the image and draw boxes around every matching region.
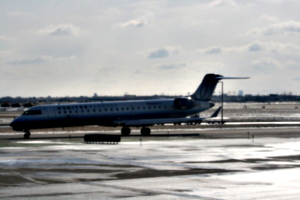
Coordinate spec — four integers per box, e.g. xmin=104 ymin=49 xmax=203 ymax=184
xmin=1 ymin=94 xmax=300 ymax=107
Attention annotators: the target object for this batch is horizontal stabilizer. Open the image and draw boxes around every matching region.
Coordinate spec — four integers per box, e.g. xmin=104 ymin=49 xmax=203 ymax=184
xmin=210 ymin=106 xmax=222 ymax=118
xmin=214 ymin=77 xmax=249 ymax=80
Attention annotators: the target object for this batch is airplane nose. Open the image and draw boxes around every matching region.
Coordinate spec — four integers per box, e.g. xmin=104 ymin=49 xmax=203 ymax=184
xmin=10 ymin=120 xmax=17 ymax=129
xmin=10 ymin=119 xmax=23 ymax=131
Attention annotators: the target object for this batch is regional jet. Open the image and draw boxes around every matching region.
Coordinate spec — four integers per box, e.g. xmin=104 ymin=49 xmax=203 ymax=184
xmin=10 ymin=74 xmax=248 ymax=139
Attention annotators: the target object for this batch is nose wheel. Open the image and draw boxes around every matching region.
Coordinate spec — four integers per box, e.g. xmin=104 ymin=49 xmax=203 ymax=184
xmin=24 ymin=130 xmax=30 ymax=139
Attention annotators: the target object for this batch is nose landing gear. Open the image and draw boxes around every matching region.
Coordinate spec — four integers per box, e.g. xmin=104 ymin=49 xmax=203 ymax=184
xmin=24 ymin=130 xmax=31 ymax=139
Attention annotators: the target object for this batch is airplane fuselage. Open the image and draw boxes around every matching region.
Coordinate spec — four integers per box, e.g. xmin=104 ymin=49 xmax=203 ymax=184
xmin=11 ymin=99 xmax=212 ymax=132
xmin=10 ymin=73 xmax=248 ymax=138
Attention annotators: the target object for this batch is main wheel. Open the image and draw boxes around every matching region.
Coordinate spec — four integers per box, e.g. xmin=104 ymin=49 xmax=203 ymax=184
xmin=141 ymin=127 xmax=151 ymax=136
xmin=121 ymin=127 xmax=131 ymax=136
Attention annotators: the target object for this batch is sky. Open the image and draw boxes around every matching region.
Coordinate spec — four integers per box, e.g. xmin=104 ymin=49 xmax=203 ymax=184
xmin=1 ymin=0 xmax=300 ymax=97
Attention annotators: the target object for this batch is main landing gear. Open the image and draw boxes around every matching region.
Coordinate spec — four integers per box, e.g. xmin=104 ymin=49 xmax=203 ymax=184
xmin=141 ymin=127 xmax=151 ymax=136
xmin=121 ymin=127 xmax=131 ymax=136
xmin=121 ymin=127 xmax=151 ymax=136
xmin=24 ymin=130 xmax=31 ymax=139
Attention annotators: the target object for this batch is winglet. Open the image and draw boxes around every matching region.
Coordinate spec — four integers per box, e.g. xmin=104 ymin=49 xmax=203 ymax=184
xmin=210 ymin=106 xmax=222 ymax=118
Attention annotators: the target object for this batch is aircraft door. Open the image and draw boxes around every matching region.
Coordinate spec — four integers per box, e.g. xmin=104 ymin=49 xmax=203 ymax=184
xmin=46 ymin=107 xmax=57 ymax=127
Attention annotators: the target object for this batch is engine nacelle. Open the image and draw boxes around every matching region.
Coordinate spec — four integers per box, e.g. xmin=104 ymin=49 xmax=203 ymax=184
xmin=174 ymin=98 xmax=195 ymax=109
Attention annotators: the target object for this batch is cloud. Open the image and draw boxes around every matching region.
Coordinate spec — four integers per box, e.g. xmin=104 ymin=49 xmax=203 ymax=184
xmin=57 ymin=56 xmax=76 ymax=61
xmin=119 ymin=13 xmax=154 ymax=27
xmin=198 ymin=41 xmax=300 ymax=54
xmin=0 ymin=35 xmax=12 ymax=41
xmin=38 ymin=24 xmax=80 ymax=36
xmin=203 ymin=46 xmax=222 ymax=54
xmin=208 ymin=0 xmax=236 ymax=7
xmin=148 ymin=46 xmax=180 ymax=59
xmin=157 ymin=63 xmax=186 ymax=70
xmin=250 ymin=21 xmax=300 ymax=35
xmin=7 ymin=11 xmax=31 ymax=16
xmin=247 ymin=41 xmax=264 ymax=52
xmin=6 ymin=55 xmax=75 ymax=65
xmin=6 ymin=56 xmax=51 ymax=65
xmin=148 ymin=48 xmax=169 ymax=58
xmin=259 ymin=15 xmax=279 ymax=22
xmin=294 ymin=77 xmax=300 ymax=81
xmin=251 ymin=58 xmax=281 ymax=72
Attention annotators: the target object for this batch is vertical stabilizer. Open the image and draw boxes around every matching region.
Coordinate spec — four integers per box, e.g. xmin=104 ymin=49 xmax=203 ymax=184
xmin=191 ymin=74 xmax=223 ymax=101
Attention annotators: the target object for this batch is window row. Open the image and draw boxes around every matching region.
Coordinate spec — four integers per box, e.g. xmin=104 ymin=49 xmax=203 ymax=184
xmin=57 ymin=105 xmax=167 ymax=115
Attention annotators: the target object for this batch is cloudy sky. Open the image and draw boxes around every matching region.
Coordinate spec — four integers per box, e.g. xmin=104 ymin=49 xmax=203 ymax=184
xmin=1 ymin=0 xmax=300 ymax=97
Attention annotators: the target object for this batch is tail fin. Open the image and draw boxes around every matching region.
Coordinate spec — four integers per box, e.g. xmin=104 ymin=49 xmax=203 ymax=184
xmin=191 ymin=74 xmax=222 ymax=100
xmin=191 ymin=73 xmax=249 ymax=101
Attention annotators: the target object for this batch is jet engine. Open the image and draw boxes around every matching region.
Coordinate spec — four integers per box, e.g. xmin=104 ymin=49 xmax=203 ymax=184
xmin=174 ymin=98 xmax=195 ymax=109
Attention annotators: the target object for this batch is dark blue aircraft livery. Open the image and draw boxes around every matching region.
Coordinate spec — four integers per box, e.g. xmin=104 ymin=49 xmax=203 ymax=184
xmin=10 ymin=74 xmax=248 ymax=138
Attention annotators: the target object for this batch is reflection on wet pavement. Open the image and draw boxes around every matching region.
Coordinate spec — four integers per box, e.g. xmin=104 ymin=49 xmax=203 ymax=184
xmin=1 ymin=133 xmax=300 ymax=199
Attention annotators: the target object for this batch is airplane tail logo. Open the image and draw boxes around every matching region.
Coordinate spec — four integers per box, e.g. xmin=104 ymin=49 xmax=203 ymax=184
xmin=191 ymin=74 xmax=222 ymax=101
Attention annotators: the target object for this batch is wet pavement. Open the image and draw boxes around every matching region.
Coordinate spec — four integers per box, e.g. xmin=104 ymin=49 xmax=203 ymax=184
xmin=1 ymin=127 xmax=300 ymax=199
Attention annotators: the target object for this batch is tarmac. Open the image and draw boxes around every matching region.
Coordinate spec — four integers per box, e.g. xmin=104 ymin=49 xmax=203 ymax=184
xmin=1 ymin=126 xmax=300 ymax=199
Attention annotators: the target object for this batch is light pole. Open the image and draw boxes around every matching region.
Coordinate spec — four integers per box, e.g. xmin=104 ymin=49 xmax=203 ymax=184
xmin=221 ymin=81 xmax=224 ymax=124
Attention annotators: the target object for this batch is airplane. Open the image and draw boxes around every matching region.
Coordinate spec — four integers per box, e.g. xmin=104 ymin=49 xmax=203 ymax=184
xmin=10 ymin=74 xmax=248 ymax=139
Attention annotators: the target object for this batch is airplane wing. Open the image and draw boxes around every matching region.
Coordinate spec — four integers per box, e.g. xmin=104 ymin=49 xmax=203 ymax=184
xmin=114 ymin=117 xmax=206 ymax=126
xmin=114 ymin=106 xmax=223 ymax=127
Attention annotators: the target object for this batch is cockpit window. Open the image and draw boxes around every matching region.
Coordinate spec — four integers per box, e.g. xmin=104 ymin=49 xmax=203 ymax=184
xmin=23 ymin=110 xmax=42 ymax=115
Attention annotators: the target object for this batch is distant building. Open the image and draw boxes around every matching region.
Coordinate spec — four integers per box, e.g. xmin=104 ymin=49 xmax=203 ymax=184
xmin=124 ymin=94 xmax=137 ymax=98
xmin=238 ymin=90 xmax=243 ymax=96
